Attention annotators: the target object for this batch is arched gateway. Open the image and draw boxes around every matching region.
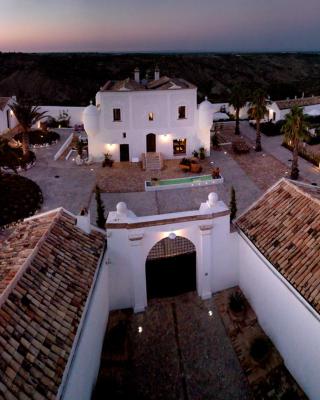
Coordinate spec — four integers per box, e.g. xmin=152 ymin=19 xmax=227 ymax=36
xmin=146 ymin=236 xmax=196 ymax=299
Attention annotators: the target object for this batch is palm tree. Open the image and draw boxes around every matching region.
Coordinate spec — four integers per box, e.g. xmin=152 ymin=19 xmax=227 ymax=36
xmin=9 ymin=100 xmax=47 ymax=156
xmin=229 ymin=86 xmax=247 ymax=135
xmin=281 ymin=106 xmax=308 ymax=180
xmin=248 ymin=90 xmax=268 ymax=152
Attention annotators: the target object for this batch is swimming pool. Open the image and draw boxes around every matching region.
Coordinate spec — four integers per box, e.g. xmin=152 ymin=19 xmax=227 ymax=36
xmin=145 ymin=174 xmax=223 ymax=191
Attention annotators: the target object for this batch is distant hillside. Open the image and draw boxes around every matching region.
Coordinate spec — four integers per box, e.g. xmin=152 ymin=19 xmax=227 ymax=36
xmin=1 ymin=52 xmax=320 ymax=105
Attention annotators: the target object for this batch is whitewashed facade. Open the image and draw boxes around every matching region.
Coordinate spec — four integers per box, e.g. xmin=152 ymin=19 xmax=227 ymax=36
xmin=83 ymin=69 xmax=212 ymax=161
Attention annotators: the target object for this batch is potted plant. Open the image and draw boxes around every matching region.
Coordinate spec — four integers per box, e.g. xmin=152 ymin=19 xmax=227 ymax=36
xmin=102 ymin=153 xmax=114 ymax=168
xmin=179 ymin=157 xmax=191 ymax=172
xmin=250 ymin=337 xmax=272 ymax=365
xmin=190 ymin=160 xmax=202 ymax=173
xmin=151 ymin=177 xmax=159 ymax=186
xmin=199 ymin=147 xmax=206 ymax=160
xmin=192 ymin=150 xmax=199 ymax=158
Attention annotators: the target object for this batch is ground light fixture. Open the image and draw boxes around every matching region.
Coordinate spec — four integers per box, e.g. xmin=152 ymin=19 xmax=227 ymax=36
xmin=168 ymin=232 xmax=176 ymax=240
xmin=208 ymin=310 xmax=213 ymax=317
xmin=138 ymin=326 xmax=143 ymax=334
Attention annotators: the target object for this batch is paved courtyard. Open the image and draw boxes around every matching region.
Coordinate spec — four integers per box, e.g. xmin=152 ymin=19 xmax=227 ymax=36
xmin=90 ymin=150 xmax=262 ymax=221
xmin=93 ymin=292 xmax=251 ymax=400
xmin=20 ymin=130 xmax=96 ymax=214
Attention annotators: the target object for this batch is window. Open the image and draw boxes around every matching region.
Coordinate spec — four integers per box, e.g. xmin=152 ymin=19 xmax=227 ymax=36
xmin=173 ymin=139 xmax=186 ymax=155
xmin=122 ymin=132 xmax=126 ymax=138
xmin=113 ymin=108 xmax=121 ymax=121
xmin=273 ymin=112 xmax=276 ymax=121
xmin=148 ymin=112 xmax=154 ymax=121
xmin=178 ymin=106 xmax=186 ymax=119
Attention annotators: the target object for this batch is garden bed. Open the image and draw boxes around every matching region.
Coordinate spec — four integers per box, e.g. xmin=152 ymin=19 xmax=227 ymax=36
xmin=282 ymin=140 xmax=320 ymax=166
xmin=0 ymin=173 xmax=43 ymax=228
xmin=215 ymin=287 xmax=307 ymax=399
xmin=14 ymin=129 xmax=60 ymax=148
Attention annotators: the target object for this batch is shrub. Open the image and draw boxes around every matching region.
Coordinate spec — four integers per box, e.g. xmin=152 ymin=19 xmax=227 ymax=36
xmin=211 ymin=134 xmax=219 ymax=147
xmin=192 ymin=150 xmax=199 ymax=158
xmin=14 ymin=130 xmax=60 ymax=146
xmin=282 ymin=140 xmax=320 ymax=166
xmin=250 ymin=337 xmax=271 ymax=363
xmin=229 ymin=186 xmax=237 ymax=221
xmin=228 ymin=291 xmax=246 ymax=313
xmin=258 ymin=121 xmax=285 ymax=136
xmin=232 ymin=139 xmax=251 ymax=154
xmin=95 ymin=185 xmax=106 ymax=229
xmin=0 ymin=174 xmax=43 ymax=228
xmin=199 ymin=147 xmax=206 ymax=160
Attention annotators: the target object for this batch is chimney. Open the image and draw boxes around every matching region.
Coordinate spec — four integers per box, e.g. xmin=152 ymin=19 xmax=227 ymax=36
xmin=134 ymin=67 xmax=140 ymax=83
xmin=76 ymin=208 xmax=91 ymax=234
xmin=154 ymin=65 xmax=160 ymax=81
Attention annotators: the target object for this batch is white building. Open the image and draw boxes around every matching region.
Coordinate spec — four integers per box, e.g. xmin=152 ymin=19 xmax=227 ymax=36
xmin=83 ymin=68 xmax=212 ymax=162
xmin=267 ymin=95 xmax=320 ymax=121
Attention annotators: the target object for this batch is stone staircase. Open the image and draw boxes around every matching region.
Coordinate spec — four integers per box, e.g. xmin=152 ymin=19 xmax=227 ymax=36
xmin=142 ymin=152 xmax=164 ymax=171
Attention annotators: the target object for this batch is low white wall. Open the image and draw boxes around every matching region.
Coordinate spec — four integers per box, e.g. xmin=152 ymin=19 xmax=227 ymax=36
xmin=238 ymin=233 xmax=320 ymax=400
xmin=60 ymin=251 xmax=109 ymax=400
xmin=54 ymin=132 xmax=74 ymax=161
xmin=38 ymin=106 xmax=85 ymax=126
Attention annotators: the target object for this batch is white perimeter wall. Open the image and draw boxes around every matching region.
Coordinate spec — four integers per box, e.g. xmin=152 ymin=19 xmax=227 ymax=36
xmin=61 ymin=252 xmax=109 ymax=400
xmin=38 ymin=106 xmax=85 ymax=126
xmin=238 ymin=234 xmax=320 ymax=400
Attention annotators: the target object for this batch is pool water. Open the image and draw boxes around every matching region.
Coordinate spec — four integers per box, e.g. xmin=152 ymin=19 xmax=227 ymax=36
xmin=147 ymin=175 xmax=213 ymax=186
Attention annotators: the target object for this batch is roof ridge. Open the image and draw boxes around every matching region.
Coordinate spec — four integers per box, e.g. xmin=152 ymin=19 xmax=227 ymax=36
xmin=285 ymin=179 xmax=320 ymax=207
xmin=0 ymin=208 xmax=64 ymax=308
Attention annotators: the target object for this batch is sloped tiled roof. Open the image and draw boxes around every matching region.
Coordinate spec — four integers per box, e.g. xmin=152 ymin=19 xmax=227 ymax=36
xmin=236 ymin=179 xmax=320 ymax=313
xmin=0 ymin=97 xmax=11 ymax=111
xmin=275 ymin=96 xmax=320 ymax=110
xmin=100 ymin=76 xmax=195 ymax=92
xmin=0 ymin=209 xmax=105 ymax=399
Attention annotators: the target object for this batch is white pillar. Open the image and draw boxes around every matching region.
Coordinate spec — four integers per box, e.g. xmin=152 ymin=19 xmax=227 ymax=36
xmin=129 ymin=233 xmax=147 ymax=313
xmin=198 ymin=224 xmax=213 ymax=300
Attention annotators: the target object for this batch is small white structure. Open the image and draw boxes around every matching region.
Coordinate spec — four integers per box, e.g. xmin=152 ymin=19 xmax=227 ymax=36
xmin=83 ymin=68 xmax=213 ymax=162
xmin=0 ymin=96 xmax=16 ymax=134
xmin=106 ymin=193 xmax=236 ymax=312
xmin=267 ymin=95 xmax=320 ymax=121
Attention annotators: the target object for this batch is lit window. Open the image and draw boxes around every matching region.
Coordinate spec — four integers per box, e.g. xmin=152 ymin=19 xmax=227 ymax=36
xmin=148 ymin=112 xmax=154 ymax=121
xmin=178 ymin=106 xmax=186 ymax=119
xmin=113 ymin=108 xmax=121 ymax=121
xmin=173 ymin=139 xmax=186 ymax=155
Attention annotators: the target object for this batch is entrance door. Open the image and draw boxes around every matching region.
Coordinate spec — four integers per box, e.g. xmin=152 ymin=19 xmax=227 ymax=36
xmin=145 ymin=236 xmax=196 ymax=299
xmin=120 ymin=144 xmax=129 ymax=162
xmin=146 ymin=133 xmax=156 ymax=152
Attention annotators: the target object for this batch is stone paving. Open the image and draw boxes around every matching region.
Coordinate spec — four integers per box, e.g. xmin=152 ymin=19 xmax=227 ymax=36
xmin=90 ymin=150 xmax=262 ymax=221
xmin=20 ymin=129 xmax=96 ymax=214
xmin=239 ymin=121 xmax=320 ymax=186
xmin=93 ymin=292 xmax=251 ymax=400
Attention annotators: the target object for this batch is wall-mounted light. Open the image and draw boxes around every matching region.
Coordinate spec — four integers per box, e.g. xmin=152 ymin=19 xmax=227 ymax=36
xmin=168 ymin=232 xmax=176 ymax=240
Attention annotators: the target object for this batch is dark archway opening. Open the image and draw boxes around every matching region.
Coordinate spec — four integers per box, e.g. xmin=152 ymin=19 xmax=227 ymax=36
xmin=146 ymin=236 xmax=196 ymax=299
xmin=146 ymin=133 xmax=156 ymax=152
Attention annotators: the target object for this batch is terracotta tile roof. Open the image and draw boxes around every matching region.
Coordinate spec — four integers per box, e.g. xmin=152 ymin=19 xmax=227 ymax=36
xmin=275 ymin=96 xmax=320 ymax=110
xmin=100 ymin=76 xmax=195 ymax=92
xmin=236 ymin=179 xmax=320 ymax=314
xmin=0 ymin=209 xmax=105 ymax=399
xmin=0 ymin=97 xmax=11 ymax=111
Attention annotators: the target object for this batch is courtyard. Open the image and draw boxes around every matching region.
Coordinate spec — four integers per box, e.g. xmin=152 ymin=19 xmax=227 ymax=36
xmin=93 ymin=292 xmax=251 ymax=400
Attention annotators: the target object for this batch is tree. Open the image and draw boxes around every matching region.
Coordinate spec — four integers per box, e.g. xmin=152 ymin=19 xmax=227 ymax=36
xmin=229 ymin=186 xmax=237 ymax=221
xmin=95 ymin=185 xmax=106 ymax=229
xmin=281 ymin=105 xmax=308 ymax=180
xmin=248 ymin=90 xmax=268 ymax=152
xmin=9 ymin=100 xmax=47 ymax=156
xmin=229 ymin=86 xmax=247 ymax=135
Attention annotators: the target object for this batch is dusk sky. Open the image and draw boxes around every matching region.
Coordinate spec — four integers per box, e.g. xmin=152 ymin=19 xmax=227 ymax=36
xmin=1 ymin=0 xmax=320 ymax=52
